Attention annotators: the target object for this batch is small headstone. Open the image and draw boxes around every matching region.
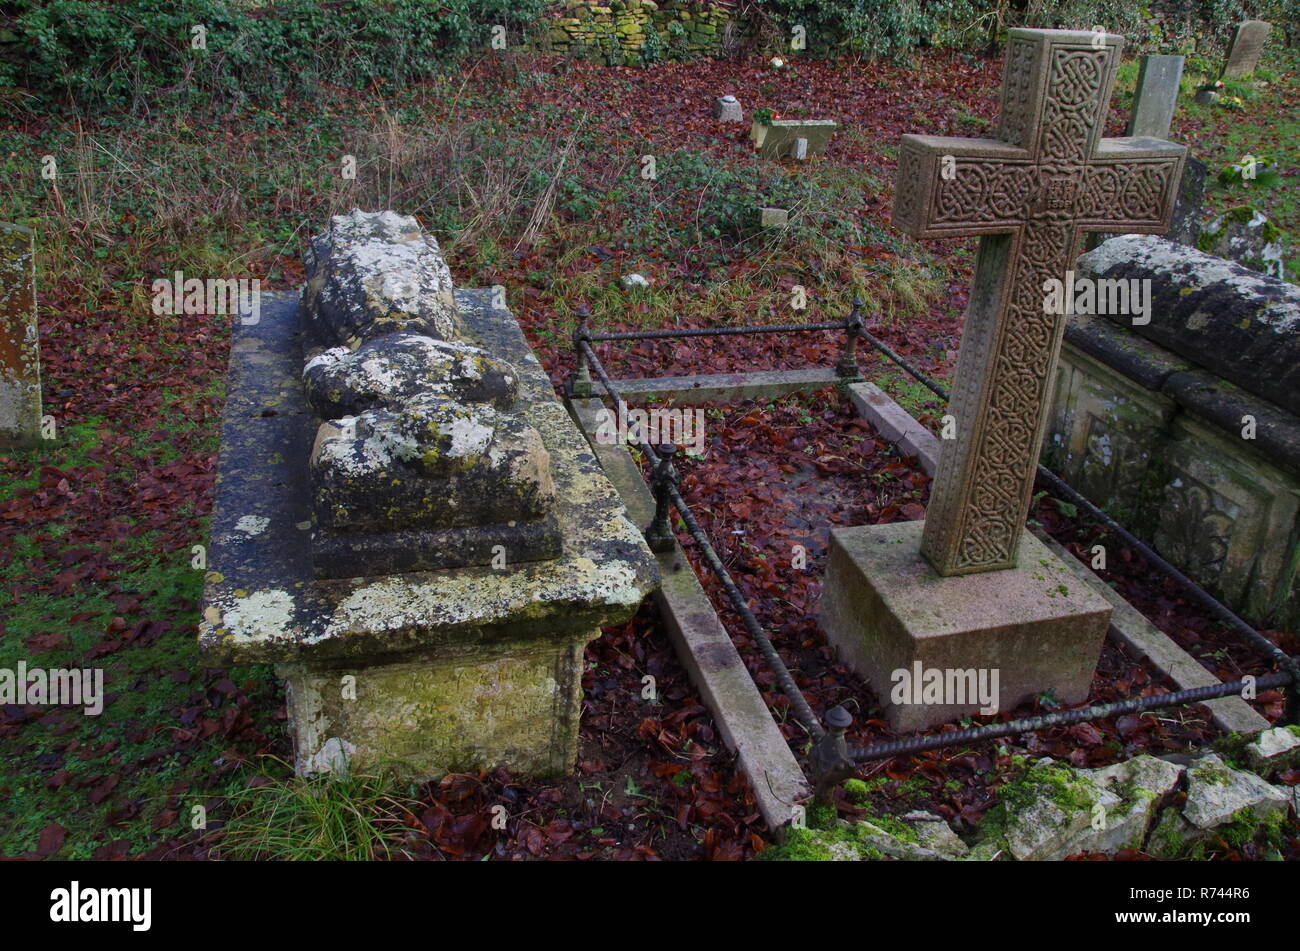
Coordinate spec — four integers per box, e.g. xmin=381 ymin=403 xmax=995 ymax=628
xmin=1222 ymin=20 xmax=1271 ymax=78
xmin=759 ymin=207 xmax=789 ymax=228
xmin=751 ymin=119 xmax=839 ymax=160
xmin=712 ymin=94 xmax=743 ymax=123
xmin=1126 ymin=54 xmax=1184 ymax=139
xmin=0 ymin=221 xmax=41 ymax=448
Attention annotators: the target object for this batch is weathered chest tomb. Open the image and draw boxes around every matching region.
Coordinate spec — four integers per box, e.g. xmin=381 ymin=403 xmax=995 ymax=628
xmin=199 ymin=210 xmax=657 ymax=778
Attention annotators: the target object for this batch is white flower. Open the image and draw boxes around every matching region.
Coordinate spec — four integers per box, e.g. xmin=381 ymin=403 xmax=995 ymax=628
xmin=770 ymin=56 xmax=785 ymax=68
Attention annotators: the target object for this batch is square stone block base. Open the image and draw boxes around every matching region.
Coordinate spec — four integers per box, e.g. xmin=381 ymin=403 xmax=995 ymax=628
xmin=277 ymin=632 xmax=596 ymax=780
xmin=819 ymin=520 xmax=1112 ymax=731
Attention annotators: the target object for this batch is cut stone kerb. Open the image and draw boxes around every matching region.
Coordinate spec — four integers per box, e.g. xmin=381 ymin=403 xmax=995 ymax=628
xmin=198 ymin=215 xmax=658 ymax=780
xmin=892 ymin=29 xmax=1185 ymax=576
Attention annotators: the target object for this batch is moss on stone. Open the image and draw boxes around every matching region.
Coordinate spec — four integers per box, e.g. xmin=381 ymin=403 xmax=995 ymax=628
xmin=1189 ymin=760 xmax=1234 ymax=786
xmin=999 ymin=758 xmax=1096 ymax=813
xmin=758 ymin=824 xmax=885 ymax=861
xmin=1146 ymin=808 xmax=1191 ymax=859
xmin=808 ymin=803 xmax=837 ymax=829
xmin=1217 ymin=806 xmax=1287 ymax=850
xmin=842 ymin=778 xmax=870 ymax=804
xmin=757 ymin=829 xmax=833 ymax=860
xmin=1210 ymin=731 xmax=1253 ymax=768
xmin=869 ymin=814 xmax=920 ymax=843
xmin=1226 ymin=204 xmax=1257 ymax=226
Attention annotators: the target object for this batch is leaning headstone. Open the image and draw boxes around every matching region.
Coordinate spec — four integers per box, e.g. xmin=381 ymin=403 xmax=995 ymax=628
xmin=1126 ymin=54 xmax=1184 ymax=139
xmin=199 ymin=210 xmax=658 ymax=779
xmin=1221 ymin=20 xmax=1271 ymax=78
xmin=751 ymin=119 xmax=839 ymax=160
xmin=0 ymin=221 xmax=41 ymax=448
xmin=712 ymin=94 xmax=743 ymax=123
xmin=822 ymin=29 xmax=1186 ymax=730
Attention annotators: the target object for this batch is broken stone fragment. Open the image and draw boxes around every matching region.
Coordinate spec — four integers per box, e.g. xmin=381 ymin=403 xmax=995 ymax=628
xmin=303 ymin=331 xmax=519 ymax=419
xmin=1063 ymin=755 xmax=1185 ymax=855
xmin=302 ymin=209 xmax=460 ymax=346
xmin=1182 ymin=752 xmax=1290 ymax=829
xmin=1246 ymin=726 xmax=1300 ymax=775
xmin=901 ymin=810 xmax=969 ymax=857
xmin=311 ymin=403 xmax=555 ymax=533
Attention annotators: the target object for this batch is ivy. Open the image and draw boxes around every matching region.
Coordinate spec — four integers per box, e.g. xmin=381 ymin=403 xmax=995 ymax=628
xmin=2 ymin=0 xmax=550 ymax=112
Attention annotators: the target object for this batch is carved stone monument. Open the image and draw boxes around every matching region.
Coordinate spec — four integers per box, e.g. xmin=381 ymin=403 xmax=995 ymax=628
xmin=0 ymin=222 xmax=41 ymax=448
xmin=1047 ymin=235 xmax=1300 ymax=631
xmin=822 ymin=30 xmax=1186 ymax=730
xmin=199 ymin=210 xmax=658 ymax=778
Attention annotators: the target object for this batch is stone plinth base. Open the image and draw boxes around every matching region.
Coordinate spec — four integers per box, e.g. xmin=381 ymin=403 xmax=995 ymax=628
xmin=819 ymin=520 xmax=1112 ymax=731
xmin=279 ymin=632 xmax=594 ymax=779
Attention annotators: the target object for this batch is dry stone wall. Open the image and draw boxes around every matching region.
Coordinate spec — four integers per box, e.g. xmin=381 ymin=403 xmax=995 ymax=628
xmin=544 ymin=0 xmax=733 ymax=64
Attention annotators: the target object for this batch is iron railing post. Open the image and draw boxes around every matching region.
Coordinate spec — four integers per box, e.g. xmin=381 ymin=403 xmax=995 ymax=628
xmin=645 ymin=443 xmax=679 ymax=553
xmin=811 ymin=705 xmax=855 ymax=806
xmin=1285 ymin=658 xmax=1300 ymax=727
xmin=835 ymin=299 xmax=863 ymax=380
xmin=569 ymin=305 xmax=594 ymax=399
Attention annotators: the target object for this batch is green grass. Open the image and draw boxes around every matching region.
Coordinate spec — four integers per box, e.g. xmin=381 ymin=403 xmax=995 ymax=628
xmin=1176 ymin=47 xmax=1300 ymax=282
xmin=212 ymin=762 xmax=421 ymax=861
xmin=0 ymin=416 xmax=280 ymax=858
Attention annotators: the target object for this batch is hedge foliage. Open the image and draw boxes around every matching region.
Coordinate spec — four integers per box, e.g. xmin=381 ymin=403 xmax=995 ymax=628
xmin=0 ymin=0 xmax=1292 ymax=112
xmin=0 ymin=0 xmax=548 ymax=109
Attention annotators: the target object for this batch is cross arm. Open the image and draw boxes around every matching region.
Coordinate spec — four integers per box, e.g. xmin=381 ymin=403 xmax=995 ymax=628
xmin=893 ymin=133 xmax=1030 ymax=238
xmin=1075 ymin=137 xmax=1187 ymax=233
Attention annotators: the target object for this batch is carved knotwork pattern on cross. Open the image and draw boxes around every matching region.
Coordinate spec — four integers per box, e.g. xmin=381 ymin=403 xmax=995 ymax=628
xmin=891 ymin=30 xmax=1185 ymax=575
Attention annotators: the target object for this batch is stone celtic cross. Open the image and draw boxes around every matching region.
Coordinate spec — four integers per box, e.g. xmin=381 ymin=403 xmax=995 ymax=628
xmin=893 ymin=29 xmax=1185 ymax=576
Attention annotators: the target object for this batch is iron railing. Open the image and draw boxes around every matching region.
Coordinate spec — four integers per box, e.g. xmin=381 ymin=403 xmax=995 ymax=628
xmin=572 ymin=305 xmax=1299 ymax=809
